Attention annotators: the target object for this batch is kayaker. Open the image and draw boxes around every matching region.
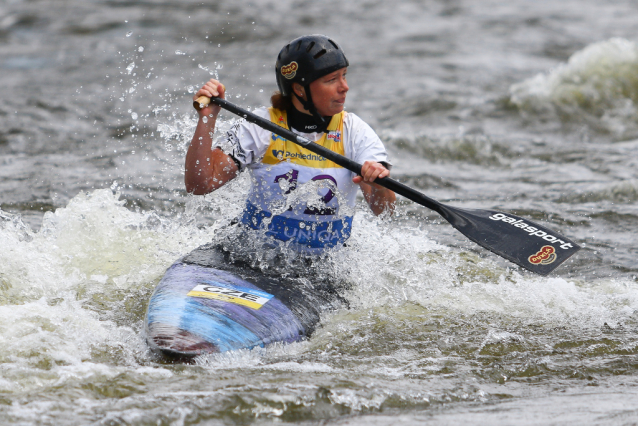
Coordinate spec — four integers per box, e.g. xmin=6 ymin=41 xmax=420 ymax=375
xmin=186 ymin=34 xmax=396 ymax=254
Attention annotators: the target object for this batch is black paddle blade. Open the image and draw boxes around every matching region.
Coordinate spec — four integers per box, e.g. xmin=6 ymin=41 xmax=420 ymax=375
xmin=439 ymin=206 xmax=580 ymax=276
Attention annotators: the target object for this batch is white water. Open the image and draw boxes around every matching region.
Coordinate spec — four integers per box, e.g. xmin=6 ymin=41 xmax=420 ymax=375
xmin=2 ymin=186 xmax=637 ymax=423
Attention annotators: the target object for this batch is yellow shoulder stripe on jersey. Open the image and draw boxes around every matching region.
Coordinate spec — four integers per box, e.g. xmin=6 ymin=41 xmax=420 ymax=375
xmin=261 ymin=107 xmax=345 ymax=168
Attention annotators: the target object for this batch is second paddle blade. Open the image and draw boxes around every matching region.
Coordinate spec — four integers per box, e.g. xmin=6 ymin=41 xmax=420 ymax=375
xmin=439 ymin=206 xmax=581 ymax=276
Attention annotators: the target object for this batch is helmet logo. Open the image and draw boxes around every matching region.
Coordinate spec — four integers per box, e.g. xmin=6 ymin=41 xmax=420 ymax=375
xmin=281 ymin=61 xmax=298 ymax=79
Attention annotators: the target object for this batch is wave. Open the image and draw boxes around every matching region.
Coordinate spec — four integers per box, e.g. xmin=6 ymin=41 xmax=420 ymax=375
xmin=384 ymin=132 xmax=515 ymax=167
xmin=557 ymin=179 xmax=638 ymax=203
xmin=509 ymin=38 xmax=638 ymax=137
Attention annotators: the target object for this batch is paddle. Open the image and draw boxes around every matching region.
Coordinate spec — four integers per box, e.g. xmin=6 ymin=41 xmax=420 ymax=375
xmin=194 ymin=95 xmax=580 ymax=276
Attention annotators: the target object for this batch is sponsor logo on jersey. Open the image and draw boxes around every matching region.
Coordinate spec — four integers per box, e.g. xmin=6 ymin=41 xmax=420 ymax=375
xmin=187 ymin=281 xmax=273 ymax=310
xmin=282 ymin=226 xmax=346 ymax=243
xmin=327 ymin=131 xmax=341 ymax=142
xmin=529 ymin=245 xmax=557 ymax=265
xmin=281 ymin=61 xmax=298 ymax=79
xmin=488 ymin=213 xmax=574 ymax=250
xmin=270 ymin=149 xmax=326 ymax=162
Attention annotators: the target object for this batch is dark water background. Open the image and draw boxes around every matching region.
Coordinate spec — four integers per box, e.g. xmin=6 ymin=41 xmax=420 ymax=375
xmin=2 ymin=0 xmax=638 ymax=424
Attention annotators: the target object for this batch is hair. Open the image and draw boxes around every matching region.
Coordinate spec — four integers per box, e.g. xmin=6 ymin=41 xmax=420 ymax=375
xmin=270 ymin=91 xmax=293 ymax=111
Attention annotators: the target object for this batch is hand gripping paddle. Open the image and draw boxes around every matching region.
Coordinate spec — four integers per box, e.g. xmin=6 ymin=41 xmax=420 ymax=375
xmin=194 ymin=95 xmax=581 ymax=276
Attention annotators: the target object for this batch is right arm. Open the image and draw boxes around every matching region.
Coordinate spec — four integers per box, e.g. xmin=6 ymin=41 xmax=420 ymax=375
xmin=185 ymin=79 xmax=239 ymax=195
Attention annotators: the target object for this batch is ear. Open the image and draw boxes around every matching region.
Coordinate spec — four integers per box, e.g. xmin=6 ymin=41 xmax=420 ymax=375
xmin=291 ymin=83 xmax=305 ymax=98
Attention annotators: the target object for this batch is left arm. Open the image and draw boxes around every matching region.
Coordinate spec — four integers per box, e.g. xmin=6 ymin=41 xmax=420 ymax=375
xmin=353 ymin=161 xmax=396 ymax=216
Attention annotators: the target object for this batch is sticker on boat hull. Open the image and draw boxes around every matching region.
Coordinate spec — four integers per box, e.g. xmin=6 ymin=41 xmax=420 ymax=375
xmin=187 ymin=281 xmax=274 ymax=310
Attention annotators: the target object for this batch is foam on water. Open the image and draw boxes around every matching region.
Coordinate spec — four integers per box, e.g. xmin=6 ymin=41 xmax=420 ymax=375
xmin=384 ymin=131 xmax=518 ymax=167
xmin=0 ymin=189 xmax=219 ymax=392
xmin=510 ymin=38 xmax=638 ymax=137
xmin=328 ymin=211 xmax=636 ymax=330
xmin=0 ymin=190 xmax=635 ymax=423
xmin=2 ymin=190 xmax=207 ymax=302
xmin=558 ymin=178 xmax=638 ymax=203
xmin=2 ymin=187 xmax=635 ymax=367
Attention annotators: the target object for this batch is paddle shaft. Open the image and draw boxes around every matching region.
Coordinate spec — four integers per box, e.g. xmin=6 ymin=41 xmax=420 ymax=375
xmin=194 ymin=95 xmax=580 ymax=275
xmin=196 ymin=96 xmax=447 ymax=215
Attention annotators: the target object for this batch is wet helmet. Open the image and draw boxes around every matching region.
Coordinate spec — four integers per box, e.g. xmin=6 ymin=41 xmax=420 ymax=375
xmin=276 ymin=35 xmax=349 ymax=97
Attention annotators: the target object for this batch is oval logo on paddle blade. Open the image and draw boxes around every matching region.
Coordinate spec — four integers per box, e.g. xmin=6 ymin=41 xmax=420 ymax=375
xmin=529 ymin=245 xmax=557 ymax=265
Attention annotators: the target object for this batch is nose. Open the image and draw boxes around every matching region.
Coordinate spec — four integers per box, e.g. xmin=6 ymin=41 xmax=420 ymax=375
xmin=339 ymin=76 xmax=349 ymax=93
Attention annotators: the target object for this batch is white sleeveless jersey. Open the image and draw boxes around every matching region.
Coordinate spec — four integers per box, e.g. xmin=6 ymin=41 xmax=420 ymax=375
xmin=222 ymin=107 xmax=390 ymax=253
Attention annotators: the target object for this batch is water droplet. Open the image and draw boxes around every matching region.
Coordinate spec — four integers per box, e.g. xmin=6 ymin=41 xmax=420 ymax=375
xmin=202 ymin=116 xmax=208 ymax=123
xmin=126 ymin=31 xmax=133 ymax=37
xmin=131 ymin=112 xmax=138 ymax=120
xmin=138 ymin=46 xmax=144 ymax=52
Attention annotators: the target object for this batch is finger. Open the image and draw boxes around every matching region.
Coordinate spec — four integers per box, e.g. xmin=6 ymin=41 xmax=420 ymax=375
xmin=204 ymin=79 xmax=220 ymax=88
xmin=360 ymin=161 xmax=372 ymax=180
xmin=195 ymin=89 xmax=212 ymax=100
xmin=203 ymin=82 xmax=225 ymax=99
xmin=195 ymin=84 xmax=214 ymax=98
xmin=367 ymin=169 xmax=381 ymax=182
xmin=366 ymin=164 xmax=382 ymax=182
xmin=205 ymin=85 xmax=220 ymax=98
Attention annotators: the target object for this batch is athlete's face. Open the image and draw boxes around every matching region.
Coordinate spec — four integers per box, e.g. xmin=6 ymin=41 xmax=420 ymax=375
xmin=307 ymin=68 xmax=349 ymax=116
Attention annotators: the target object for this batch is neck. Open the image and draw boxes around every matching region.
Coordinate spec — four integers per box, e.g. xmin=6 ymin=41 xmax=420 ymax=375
xmin=287 ymin=106 xmax=332 ymax=133
xmin=291 ymin=95 xmax=310 ymax=115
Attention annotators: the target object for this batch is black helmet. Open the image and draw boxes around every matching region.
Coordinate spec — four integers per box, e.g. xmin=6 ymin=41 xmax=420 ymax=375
xmin=275 ymin=35 xmax=349 ymax=127
xmin=275 ymin=35 xmax=349 ymax=97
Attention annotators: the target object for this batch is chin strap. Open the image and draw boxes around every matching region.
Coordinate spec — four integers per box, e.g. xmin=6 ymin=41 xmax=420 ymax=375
xmin=293 ymin=86 xmax=327 ymax=127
